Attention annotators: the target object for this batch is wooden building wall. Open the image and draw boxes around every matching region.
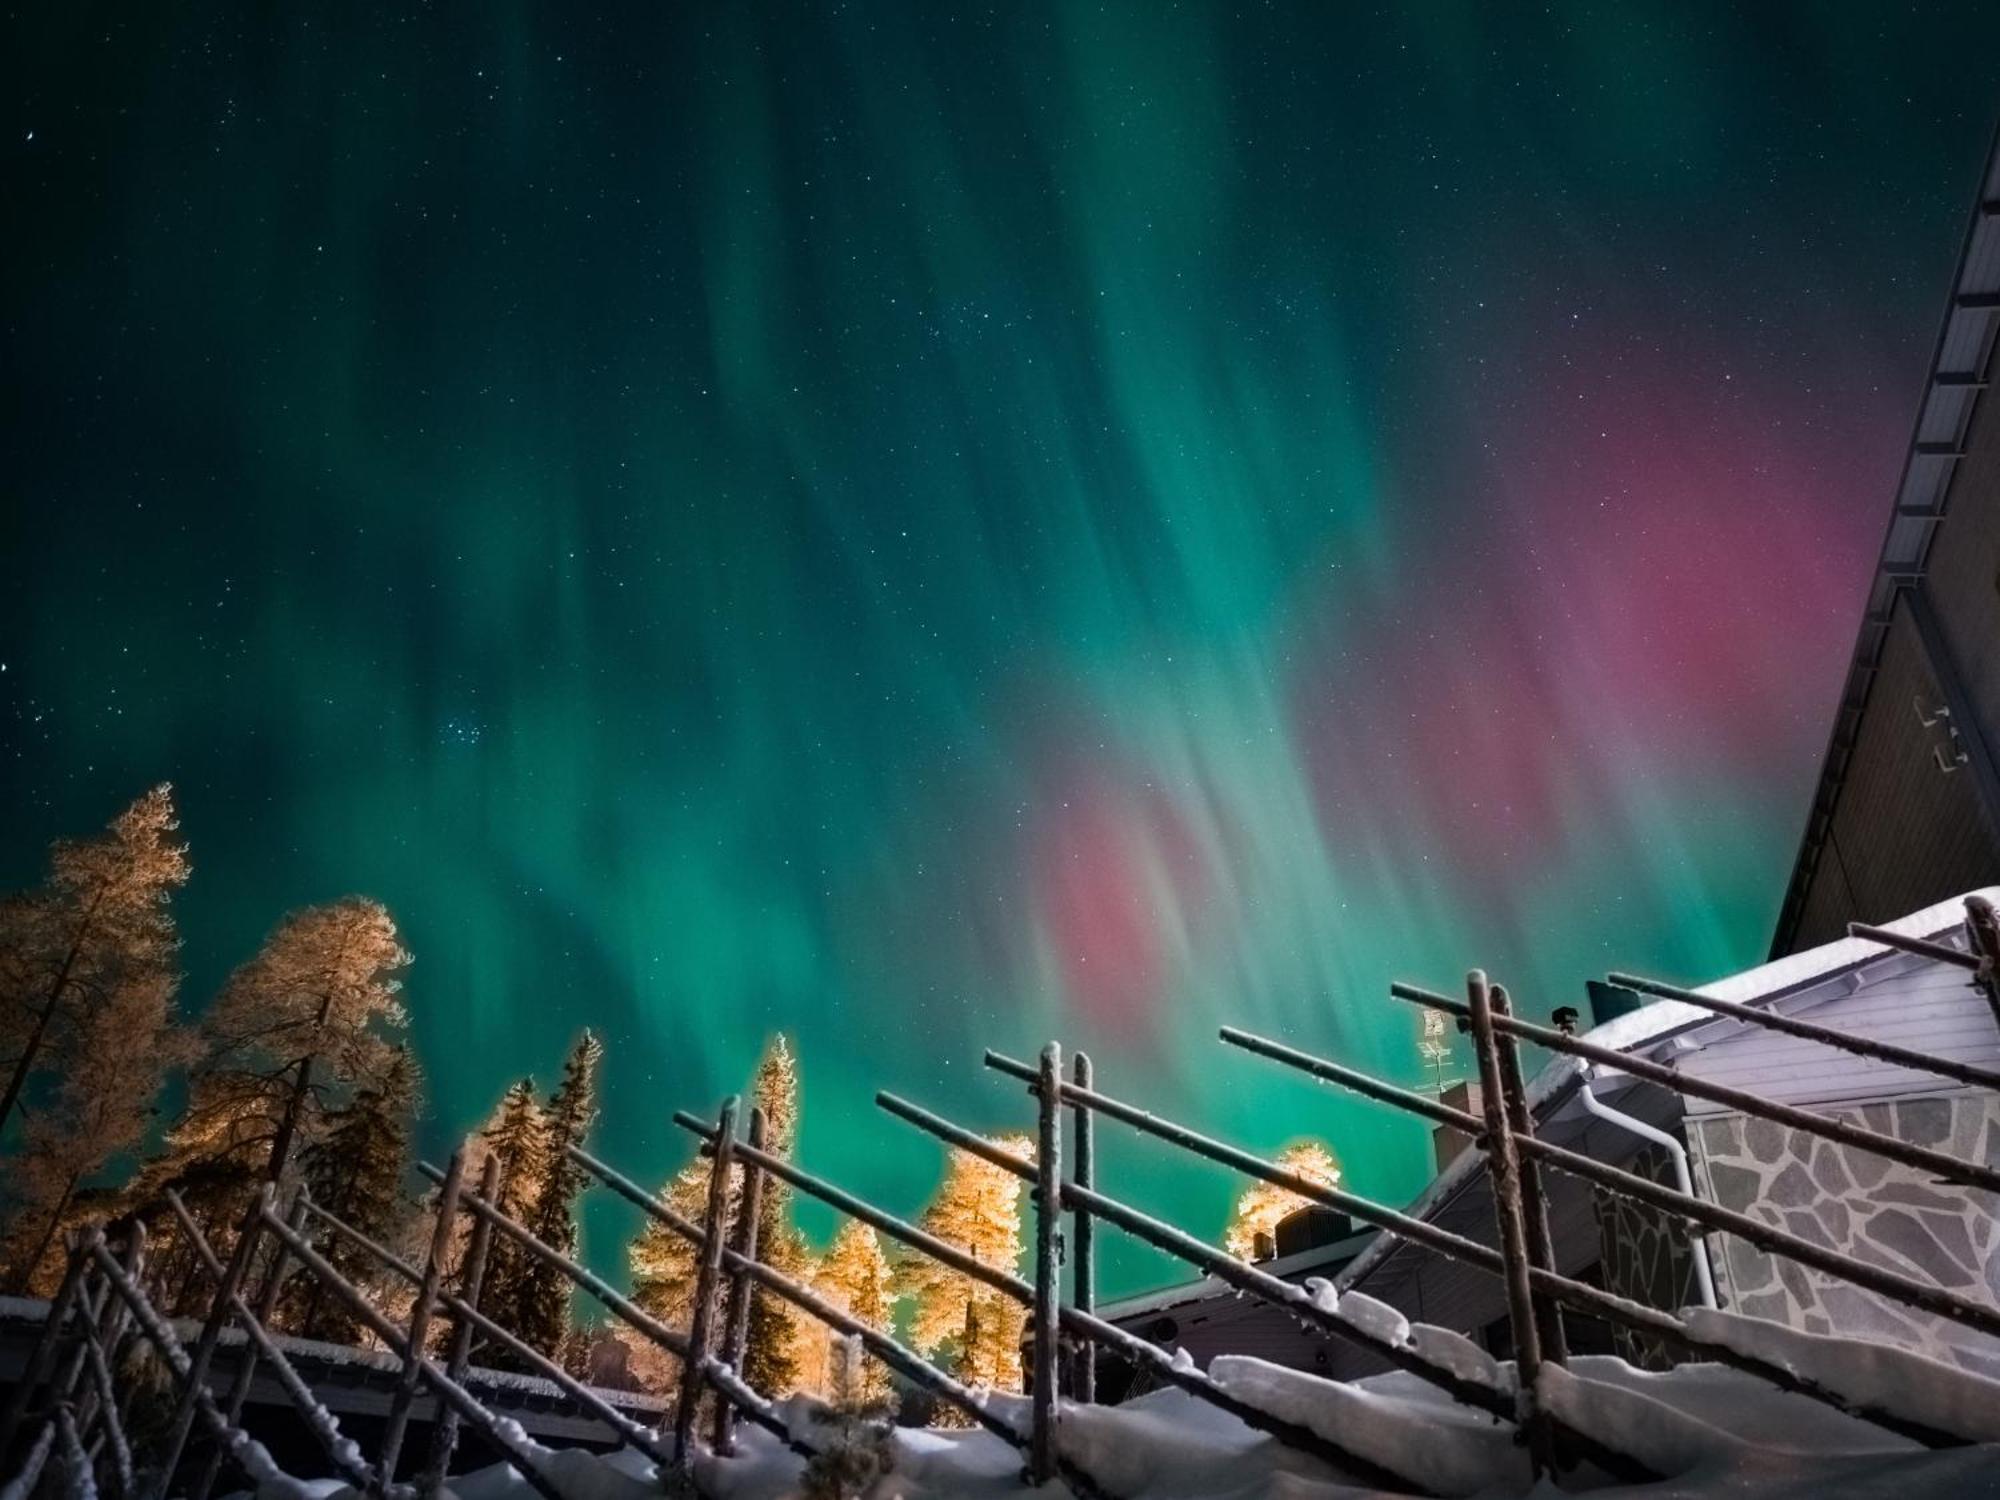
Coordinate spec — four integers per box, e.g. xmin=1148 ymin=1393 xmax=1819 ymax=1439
xmin=1784 ymin=268 xmax=2000 ymax=951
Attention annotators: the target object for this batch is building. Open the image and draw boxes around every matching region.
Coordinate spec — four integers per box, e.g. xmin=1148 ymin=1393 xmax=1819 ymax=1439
xmin=1093 ymin=1211 xmax=1378 ymax=1398
xmin=1097 ymin=890 xmax=2000 ymax=1387
xmin=1773 ymin=128 xmax=2000 ymax=954
xmin=1327 ymin=888 xmax=2000 ymax=1381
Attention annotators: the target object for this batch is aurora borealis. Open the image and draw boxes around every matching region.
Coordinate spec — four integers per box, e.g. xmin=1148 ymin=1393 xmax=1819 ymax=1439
xmin=6 ymin=4 xmax=2000 ymax=1293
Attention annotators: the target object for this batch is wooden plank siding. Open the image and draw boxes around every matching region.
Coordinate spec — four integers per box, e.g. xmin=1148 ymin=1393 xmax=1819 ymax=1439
xmin=1677 ymin=957 xmax=2000 ymax=1114
xmin=1788 ymin=602 xmax=2000 ymax=950
xmin=1922 ymin=308 xmax=2000 ymax=746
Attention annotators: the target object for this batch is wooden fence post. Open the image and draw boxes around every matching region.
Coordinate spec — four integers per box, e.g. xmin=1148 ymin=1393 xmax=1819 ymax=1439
xmin=75 ymin=1226 xmax=139 ymax=1444
xmin=672 ymin=1095 xmax=737 ymax=1485
xmin=155 ymin=1191 xmax=269 ymax=1500
xmin=421 ymin=1151 xmax=501 ymax=1495
xmin=189 ymin=1197 xmax=304 ymax=1500
xmin=1466 ymin=972 xmax=1549 ymax=1476
xmin=378 ymin=1148 xmax=463 ymax=1486
xmin=0 ymin=1234 xmax=90 ymax=1461
xmin=712 ymin=1106 xmax=766 ymax=1456
xmin=1490 ymin=984 xmax=1567 ymax=1365
xmin=1029 ymin=1042 xmax=1062 ymax=1485
xmin=1070 ymin=1051 xmax=1096 ymax=1405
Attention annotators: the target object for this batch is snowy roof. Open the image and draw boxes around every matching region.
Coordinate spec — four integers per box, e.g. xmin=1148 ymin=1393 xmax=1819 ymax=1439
xmin=0 ymin=1294 xmax=667 ymax=1413
xmin=1333 ymin=887 xmax=1996 ymax=1292
xmin=1095 ymin=1229 xmax=1378 ymax=1325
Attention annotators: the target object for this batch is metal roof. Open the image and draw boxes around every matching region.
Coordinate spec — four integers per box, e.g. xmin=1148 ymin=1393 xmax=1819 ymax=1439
xmin=1771 ymin=124 xmax=2000 ymax=954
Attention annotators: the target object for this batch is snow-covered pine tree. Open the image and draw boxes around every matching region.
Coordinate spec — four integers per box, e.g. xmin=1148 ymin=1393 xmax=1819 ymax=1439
xmin=1222 ymin=1140 xmax=1342 ymax=1260
xmin=0 ymin=786 xmax=189 ymax=1142
xmin=507 ymin=1030 xmax=603 ymax=1360
xmin=897 ymin=1134 xmax=1034 ymax=1408
xmin=814 ymin=1220 xmax=897 ymax=1402
xmin=286 ymin=1046 xmax=420 ymax=1339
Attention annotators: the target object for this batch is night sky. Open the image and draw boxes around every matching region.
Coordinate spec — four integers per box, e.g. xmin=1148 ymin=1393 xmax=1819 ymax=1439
xmin=6 ymin=4 xmax=1999 ymax=1294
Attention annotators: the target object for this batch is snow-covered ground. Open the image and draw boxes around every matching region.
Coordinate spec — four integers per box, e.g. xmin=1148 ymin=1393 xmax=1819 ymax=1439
xmin=222 ymin=1321 xmax=2000 ymax=1500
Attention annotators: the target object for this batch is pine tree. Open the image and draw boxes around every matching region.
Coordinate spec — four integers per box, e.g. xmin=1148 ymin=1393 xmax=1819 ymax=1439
xmin=507 ymin=1031 xmax=602 ymax=1360
xmin=898 ymin=1135 xmax=1034 ymax=1406
xmin=159 ymin=899 xmax=410 ymax=1194
xmin=627 ymin=1034 xmax=812 ymax=1397
xmin=1223 ymin=1140 xmax=1343 ymax=1260
xmin=0 ymin=786 xmax=189 ymax=1141
xmin=469 ymin=1076 xmax=546 ymax=1351
xmin=743 ymin=1035 xmax=810 ymax=1396
xmin=814 ymin=1220 xmax=897 ymax=1403
xmin=287 ymin=1046 xmax=420 ymax=1340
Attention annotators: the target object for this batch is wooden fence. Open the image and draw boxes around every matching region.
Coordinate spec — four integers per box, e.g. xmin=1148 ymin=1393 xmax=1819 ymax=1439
xmin=3 ymin=896 xmax=1996 ymax=1498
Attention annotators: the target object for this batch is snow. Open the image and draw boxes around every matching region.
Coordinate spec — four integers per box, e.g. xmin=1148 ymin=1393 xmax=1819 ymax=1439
xmin=1682 ymin=1305 xmax=2000 ymax=1444
xmin=1 ymin=1419 xmax=56 ymax=1500
xmin=55 ymin=1409 xmax=97 ymax=1500
xmin=1208 ymin=1360 xmax=1524 ymax=1497
xmin=205 ymin=1327 xmax=2000 ymax=1500
xmin=1403 ymin=1323 xmax=1504 ymax=1391
xmin=1328 ymin=1291 xmax=1407 ymax=1347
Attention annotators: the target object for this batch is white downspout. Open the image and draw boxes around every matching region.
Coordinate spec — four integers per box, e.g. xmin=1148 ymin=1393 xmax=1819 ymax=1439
xmin=1575 ymin=1068 xmax=1717 ymax=1310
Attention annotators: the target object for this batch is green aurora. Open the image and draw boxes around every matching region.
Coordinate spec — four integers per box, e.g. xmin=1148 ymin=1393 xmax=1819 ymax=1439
xmin=6 ymin=3 xmax=2000 ymax=1293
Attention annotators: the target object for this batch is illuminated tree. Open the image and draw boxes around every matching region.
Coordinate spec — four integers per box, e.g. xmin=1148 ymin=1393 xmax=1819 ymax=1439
xmin=168 ymin=899 xmax=409 ymax=1184
xmin=0 ymin=786 xmax=189 ymax=1140
xmin=743 ymin=1035 xmax=811 ymax=1396
xmin=467 ymin=1076 xmax=546 ymax=1348
xmin=897 ymin=1135 xmax=1034 ymax=1408
xmin=813 ymin=1220 xmax=897 ymax=1402
xmin=628 ymin=1034 xmax=812 ymax=1396
xmin=1223 ymin=1140 xmax=1342 ymax=1260
xmin=142 ymin=897 xmax=410 ymax=1303
xmin=1 ymin=964 xmax=194 ymax=1292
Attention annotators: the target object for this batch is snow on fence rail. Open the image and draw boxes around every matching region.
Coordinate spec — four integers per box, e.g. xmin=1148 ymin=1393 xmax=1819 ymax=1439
xmin=3 ymin=897 xmax=1998 ymax=1499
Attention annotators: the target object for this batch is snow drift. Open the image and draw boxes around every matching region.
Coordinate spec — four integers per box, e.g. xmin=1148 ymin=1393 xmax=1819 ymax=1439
xmin=216 ymin=1309 xmax=2000 ymax=1500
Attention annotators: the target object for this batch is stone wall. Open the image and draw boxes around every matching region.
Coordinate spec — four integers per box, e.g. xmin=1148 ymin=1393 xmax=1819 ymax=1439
xmin=1687 ymin=1090 xmax=2000 ymax=1377
xmin=1591 ymin=1143 xmax=1701 ymax=1370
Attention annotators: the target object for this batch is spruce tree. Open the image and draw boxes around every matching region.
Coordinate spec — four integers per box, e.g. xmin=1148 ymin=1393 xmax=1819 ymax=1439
xmin=509 ymin=1031 xmax=602 ymax=1359
xmin=288 ymin=1047 xmax=420 ymax=1339
xmin=627 ymin=1159 xmax=713 ymax=1330
xmin=743 ymin=1035 xmax=809 ymax=1396
xmin=466 ymin=1076 xmax=546 ymax=1346
xmin=815 ymin=1220 xmax=897 ymax=1403
xmin=898 ymin=1135 xmax=1034 ymax=1405
xmin=627 ymin=1033 xmax=812 ymax=1397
